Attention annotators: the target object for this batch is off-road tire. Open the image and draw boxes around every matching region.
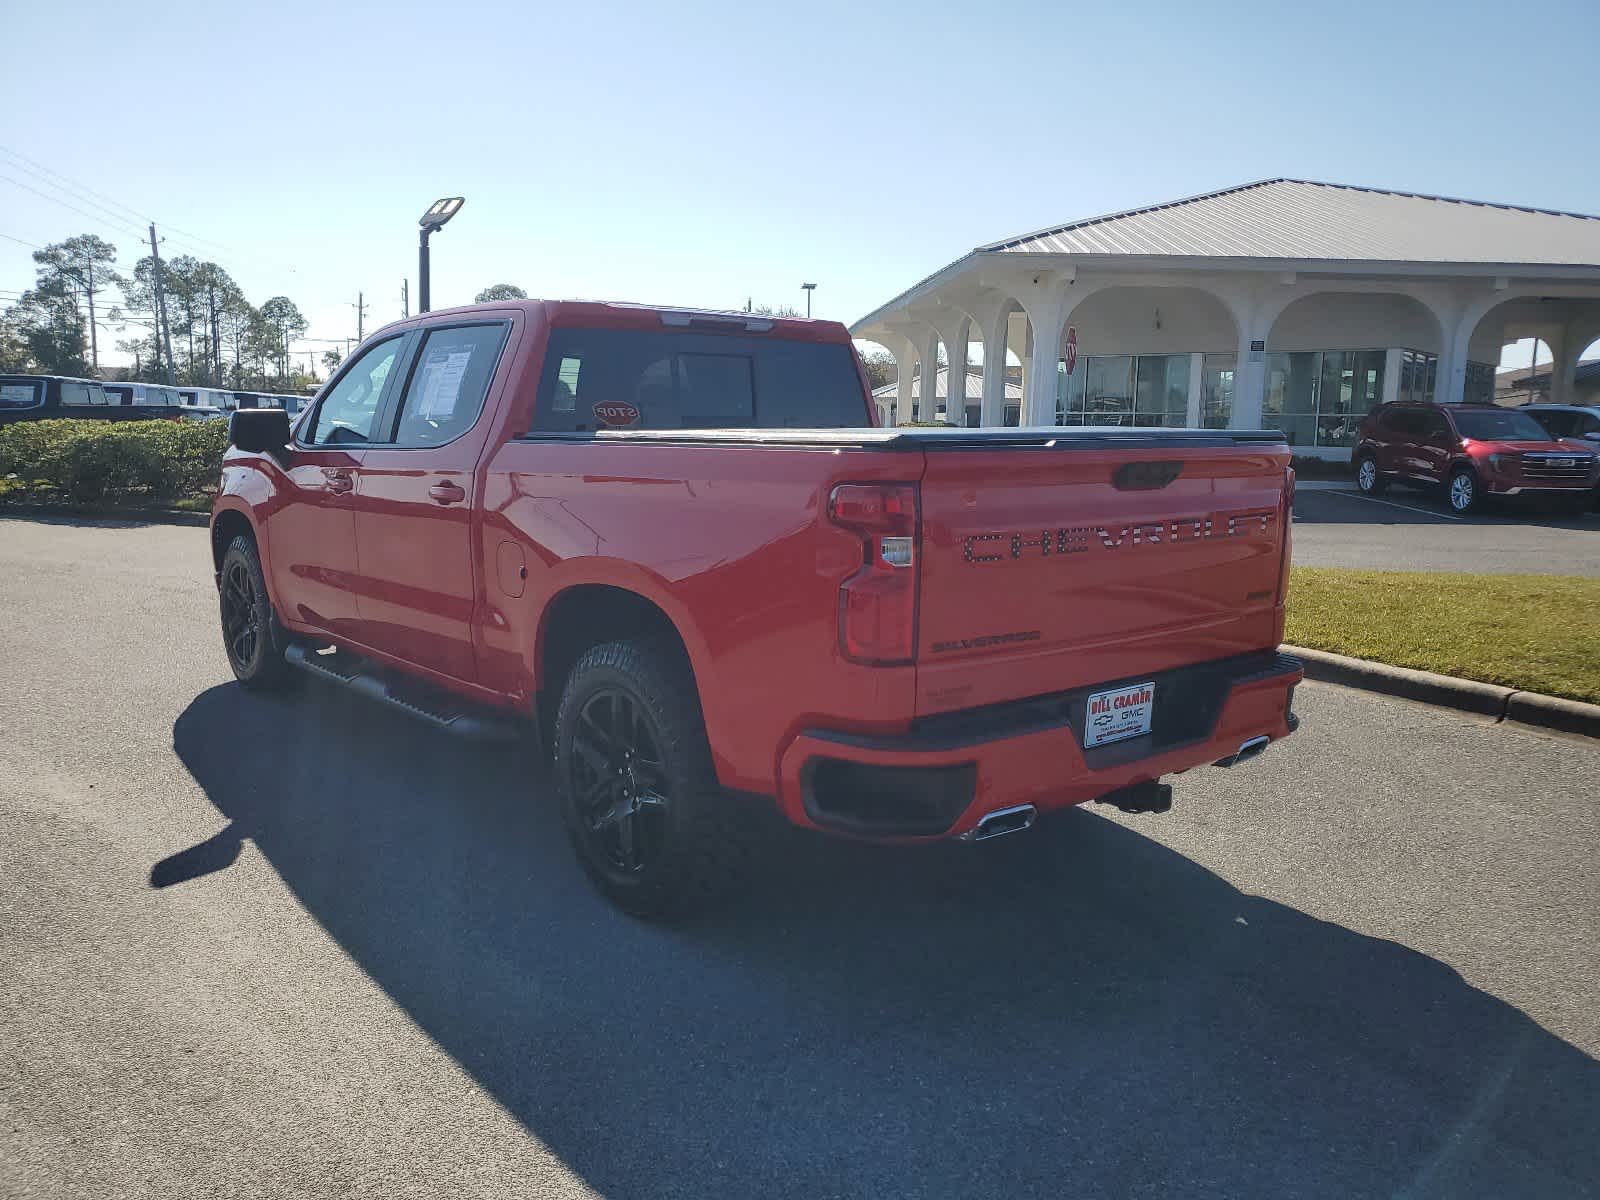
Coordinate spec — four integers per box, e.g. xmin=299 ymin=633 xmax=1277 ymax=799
xmin=218 ymin=535 xmax=297 ymax=690
xmin=552 ymin=638 xmax=759 ymax=918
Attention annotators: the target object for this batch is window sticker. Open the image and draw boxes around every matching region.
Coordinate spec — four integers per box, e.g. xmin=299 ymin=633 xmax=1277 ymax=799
xmin=593 ymin=401 xmax=640 ymax=427
xmin=414 ymin=349 xmax=474 ymax=420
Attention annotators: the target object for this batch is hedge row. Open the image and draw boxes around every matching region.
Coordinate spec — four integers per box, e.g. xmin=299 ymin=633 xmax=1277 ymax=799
xmin=0 ymin=418 xmax=230 ymax=503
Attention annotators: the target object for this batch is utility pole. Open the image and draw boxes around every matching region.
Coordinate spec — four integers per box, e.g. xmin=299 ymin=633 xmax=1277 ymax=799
xmin=82 ymin=258 xmax=99 ymax=372
xmin=401 ymin=279 xmax=409 ymax=319
xmin=354 ymin=291 xmax=368 ymax=342
xmin=148 ymin=224 xmax=177 ymax=385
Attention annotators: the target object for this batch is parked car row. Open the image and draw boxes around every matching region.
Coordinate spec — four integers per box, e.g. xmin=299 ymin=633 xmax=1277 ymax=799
xmin=0 ymin=373 xmax=315 ymax=426
xmin=1354 ymin=401 xmax=1600 ymax=514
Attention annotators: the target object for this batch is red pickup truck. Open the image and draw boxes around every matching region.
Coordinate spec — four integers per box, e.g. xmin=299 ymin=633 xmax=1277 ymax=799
xmin=212 ymin=299 xmax=1302 ymax=915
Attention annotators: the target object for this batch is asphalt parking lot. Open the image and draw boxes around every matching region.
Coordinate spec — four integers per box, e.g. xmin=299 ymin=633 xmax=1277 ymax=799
xmin=1294 ymin=485 xmax=1600 ymax=574
xmin=2 ymin=516 xmax=1598 ymax=1199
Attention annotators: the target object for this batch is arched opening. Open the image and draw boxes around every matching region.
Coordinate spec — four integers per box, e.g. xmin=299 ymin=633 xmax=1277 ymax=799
xmin=1263 ymin=292 xmax=1441 ymax=452
xmin=851 ymin=337 xmax=899 ymax=425
xmin=1048 ymin=286 xmax=1238 ymax=429
xmin=1466 ymin=295 xmax=1600 ymax=409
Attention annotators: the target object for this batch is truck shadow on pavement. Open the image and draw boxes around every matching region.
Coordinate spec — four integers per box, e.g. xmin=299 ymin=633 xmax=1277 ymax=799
xmin=159 ymin=683 xmax=1600 ymax=1199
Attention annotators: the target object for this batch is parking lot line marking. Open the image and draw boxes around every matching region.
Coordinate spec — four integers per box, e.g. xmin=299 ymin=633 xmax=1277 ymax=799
xmin=1320 ymin=490 xmax=1464 ymax=522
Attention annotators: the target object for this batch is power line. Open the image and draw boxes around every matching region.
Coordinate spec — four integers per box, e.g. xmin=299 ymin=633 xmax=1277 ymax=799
xmin=0 ymin=144 xmax=233 ymax=255
xmin=0 ymin=147 xmax=296 ymax=278
xmin=0 ymin=174 xmax=148 ymax=241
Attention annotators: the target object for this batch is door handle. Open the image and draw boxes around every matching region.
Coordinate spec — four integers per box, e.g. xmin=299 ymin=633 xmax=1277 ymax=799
xmin=428 ymin=480 xmax=466 ymax=505
xmin=322 ymin=468 xmax=353 ymax=495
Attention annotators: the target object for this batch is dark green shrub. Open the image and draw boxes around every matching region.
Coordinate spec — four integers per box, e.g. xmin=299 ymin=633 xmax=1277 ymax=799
xmin=0 ymin=418 xmax=230 ymax=503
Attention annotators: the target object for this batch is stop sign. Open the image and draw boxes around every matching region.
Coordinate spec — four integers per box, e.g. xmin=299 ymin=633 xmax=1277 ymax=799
xmin=1064 ymin=326 xmax=1078 ymax=375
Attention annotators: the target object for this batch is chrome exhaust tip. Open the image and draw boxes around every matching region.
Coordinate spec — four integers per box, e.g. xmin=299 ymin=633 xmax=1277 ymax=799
xmin=1214 ymin=735 xmax=1271 ymax=768
xmin=960 ymin=803 xmax=1037 ymax=843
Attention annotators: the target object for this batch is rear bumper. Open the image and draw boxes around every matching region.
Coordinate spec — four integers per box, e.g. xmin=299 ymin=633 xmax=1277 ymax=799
xmin=777 ymin=651 xmax=1303 ymax=841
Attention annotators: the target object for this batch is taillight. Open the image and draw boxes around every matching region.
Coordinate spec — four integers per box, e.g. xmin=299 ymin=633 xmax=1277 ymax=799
xmin=828 ymin=483 xmax=918 ymax=665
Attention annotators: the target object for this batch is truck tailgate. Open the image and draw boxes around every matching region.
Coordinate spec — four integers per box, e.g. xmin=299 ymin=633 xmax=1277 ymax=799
xmin=915 ymin=440 xmax=1290 ymax=717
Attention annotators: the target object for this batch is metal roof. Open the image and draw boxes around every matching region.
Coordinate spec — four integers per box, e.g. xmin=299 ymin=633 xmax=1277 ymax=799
xmin=1505 ymin=359 xmax=1600 ymax=390
xmin=981 ymin=179 xmax=1600 ymax=266
xmin=870 ymin=366 xmax=1024 ymax=403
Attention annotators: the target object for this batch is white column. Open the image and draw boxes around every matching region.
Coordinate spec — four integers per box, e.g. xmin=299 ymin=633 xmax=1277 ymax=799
xmin=1381 ymin=348 xmax=1402 ymax=405
xmin=1436 ymin=319 xmax=1471 ymax=407
xmin=1186 ymin=352 xmax=1204 ymax=427
xmin=1023 ymin=300 xmax=1066 ymax=426
xmin=1549 ymin=329 xmax=1578 ymax=406
xmin=1231 ymin=326 xmax=1268 ymax=428
xmin=917 ymin=329 xmax=941 ymax=422
xmin=940 ymin=317 xmax=972 ymax=425
xmin=980 ymin=309 xmax=1008 ymax=427
xmin=891 ymin=343 xmax=916 ymax=426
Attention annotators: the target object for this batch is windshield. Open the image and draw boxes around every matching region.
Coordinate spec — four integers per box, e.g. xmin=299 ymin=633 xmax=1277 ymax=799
xmin=1451 ymin=408 xmax=1551 ymax=441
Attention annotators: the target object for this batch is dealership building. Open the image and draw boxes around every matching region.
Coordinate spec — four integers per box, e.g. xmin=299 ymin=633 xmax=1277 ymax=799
xmin=852 ymin=179 xmax=1600 ymax=457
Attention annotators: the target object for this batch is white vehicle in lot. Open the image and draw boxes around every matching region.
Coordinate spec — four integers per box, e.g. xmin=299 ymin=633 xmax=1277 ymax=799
xmin=178 ymin=386 xmax=239 ymax=411
xmin=102 ymin=382 xmax=183 ymax=410
xmin=1520 ymin=404 xmax=1600 ymax=446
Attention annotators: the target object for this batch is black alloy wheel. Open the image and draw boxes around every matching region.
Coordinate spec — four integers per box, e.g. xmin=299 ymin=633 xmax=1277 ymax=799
xmin=218 ymin=534 xmax=295 ymax=690
xmin=569 ymin=688 xmax=671 ymax=876
xmin=221 ymin=556 xmax=263 ymax=672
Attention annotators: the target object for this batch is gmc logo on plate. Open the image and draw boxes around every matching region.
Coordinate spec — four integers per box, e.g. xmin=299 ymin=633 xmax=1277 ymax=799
xmin=963 ymin=509 xmax=1274 ymax=564
xmin=593 ymin=402 xmax=640 ymax=427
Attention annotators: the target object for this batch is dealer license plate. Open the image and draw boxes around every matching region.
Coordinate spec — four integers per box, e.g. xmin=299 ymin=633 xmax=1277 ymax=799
xmin=1084 ymin=681 xmax=1155 ymax=748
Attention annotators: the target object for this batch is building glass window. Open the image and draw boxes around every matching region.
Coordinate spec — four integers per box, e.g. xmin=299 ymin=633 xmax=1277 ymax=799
xmin=1263 ymin=348 xmax=1387 ymax=447
xmin=1463 ymin=361 xmax=1494 ymax=405
xmin=1263 ymin=352 xmax=1319 ymax=447
xmin=1057 ymin=354 xmax=1189 ymax=427
xmin=1134 ymin=354 xmax=1189 ymax=427
xmin=1399 ymin=350 xmax=1437 ymax=405
xmin=1201 ymin=353 xmax=1235 ymax=429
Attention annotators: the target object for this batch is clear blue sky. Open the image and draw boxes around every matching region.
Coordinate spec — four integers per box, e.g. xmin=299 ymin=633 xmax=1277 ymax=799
xmin=2 ymin=0 xmax=1594 ymax=370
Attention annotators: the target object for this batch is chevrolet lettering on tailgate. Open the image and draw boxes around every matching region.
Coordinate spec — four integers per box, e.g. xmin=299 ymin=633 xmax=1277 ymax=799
xmin=963 ymin=509 xmax=1275 ymax=564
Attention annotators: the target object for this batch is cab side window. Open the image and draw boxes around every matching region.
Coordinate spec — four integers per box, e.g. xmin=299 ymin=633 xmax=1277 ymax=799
xmin=389 ymin=324 xmax=507 ymax=448
xmin=305 ymin=336 xmax=404 ymax=446
xmin=1384 ymin=410 xmax=1421 ymax=438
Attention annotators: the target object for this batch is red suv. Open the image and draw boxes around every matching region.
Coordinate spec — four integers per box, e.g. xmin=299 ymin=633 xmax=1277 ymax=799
xmin=1354 ymin=402 xmax=1600 ymax=513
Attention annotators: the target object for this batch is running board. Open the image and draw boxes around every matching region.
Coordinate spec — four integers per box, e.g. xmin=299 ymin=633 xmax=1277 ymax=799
xmin=283 ymin=643 xmax=521 ymax=742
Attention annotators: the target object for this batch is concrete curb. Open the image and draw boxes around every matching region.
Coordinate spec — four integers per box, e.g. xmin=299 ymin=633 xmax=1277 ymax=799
xmin=1284 ymin=644 xmax=1600 ymax=738
xmin=0 ymin=502 xmax=210 ymax=527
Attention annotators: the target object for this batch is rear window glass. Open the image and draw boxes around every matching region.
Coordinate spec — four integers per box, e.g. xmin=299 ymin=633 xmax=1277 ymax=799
xmin=0 ymin=381 xmax=43 ymax=410
xmin=529 ymin=328 xmax=866 ymax=432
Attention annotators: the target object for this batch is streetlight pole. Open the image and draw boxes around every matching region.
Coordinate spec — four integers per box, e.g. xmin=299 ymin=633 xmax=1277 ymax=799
xmin=802 ymin=282 xmax=816 ymax=318
xmin=416 ymin=197 xmax=465 ymax=314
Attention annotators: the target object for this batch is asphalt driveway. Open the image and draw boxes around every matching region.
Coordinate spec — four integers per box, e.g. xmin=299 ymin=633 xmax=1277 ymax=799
xmin=1294 ymin=486 xmax=1600 ymax=574
xmin=2 ymin=516 xmax=1598 ymax=1199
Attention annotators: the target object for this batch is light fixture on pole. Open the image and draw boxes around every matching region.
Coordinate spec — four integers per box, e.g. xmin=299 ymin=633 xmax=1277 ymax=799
xmin=801 ymin=282 xmax=817 ymax=318
xmin=417 ymin=197 xmax=465 ymax=314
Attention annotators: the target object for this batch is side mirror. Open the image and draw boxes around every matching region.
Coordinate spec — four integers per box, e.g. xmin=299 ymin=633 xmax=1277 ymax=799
xmin=229 ymin=407 xmax=292 ymax=454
